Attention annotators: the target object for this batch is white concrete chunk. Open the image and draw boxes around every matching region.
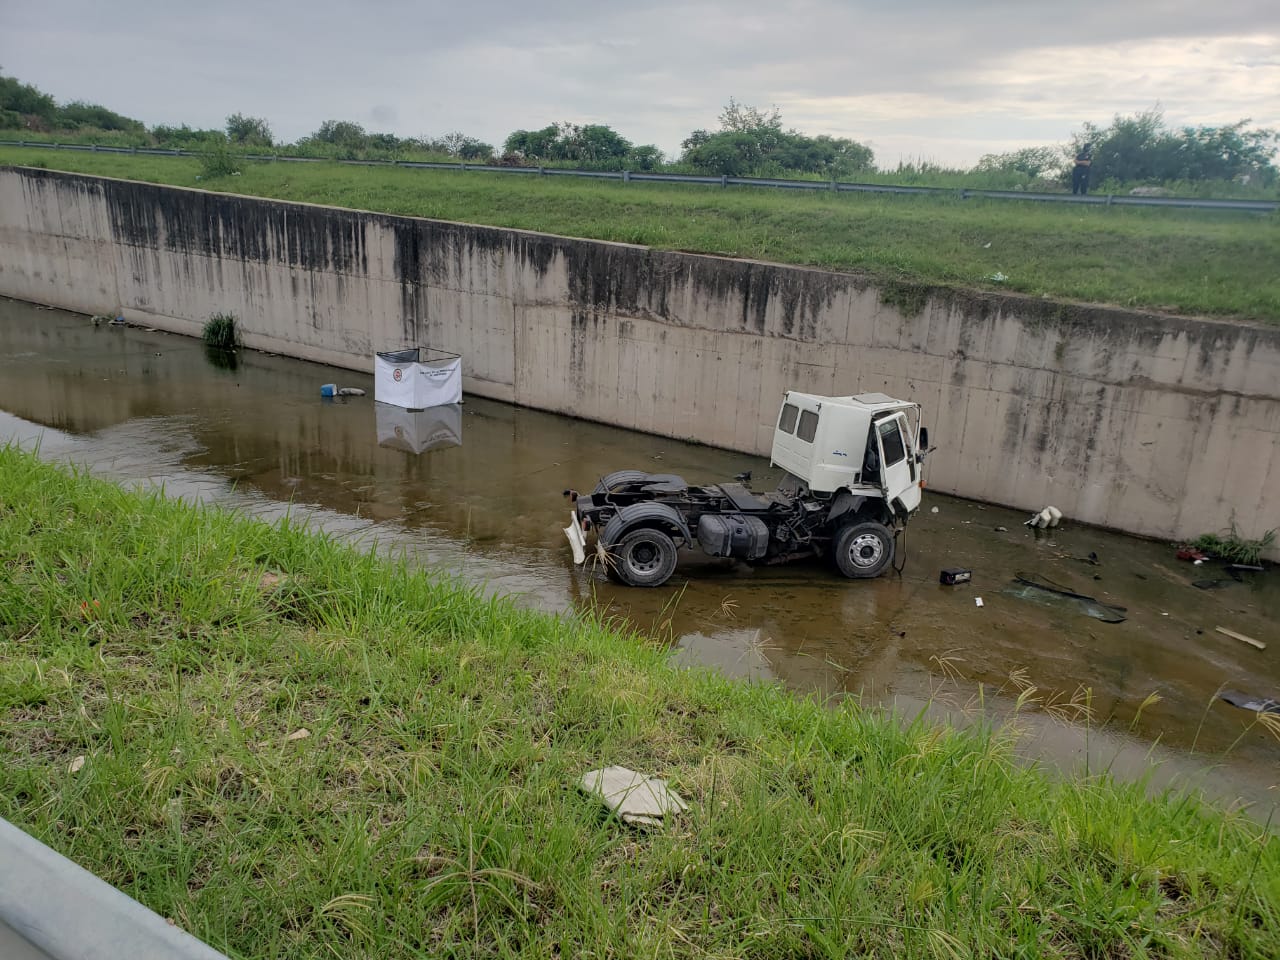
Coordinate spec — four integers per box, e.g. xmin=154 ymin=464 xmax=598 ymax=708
xmin=579 ymin=766 xmax=687 ymax=826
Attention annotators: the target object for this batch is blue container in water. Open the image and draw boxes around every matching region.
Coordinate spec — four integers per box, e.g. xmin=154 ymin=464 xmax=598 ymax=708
xmin=320 ymin=383 xmax=337 ymax=397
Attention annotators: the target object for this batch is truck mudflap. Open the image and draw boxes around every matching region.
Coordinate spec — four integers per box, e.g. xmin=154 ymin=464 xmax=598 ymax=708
xmin=564 ymin=512 xmax=588 ymax=565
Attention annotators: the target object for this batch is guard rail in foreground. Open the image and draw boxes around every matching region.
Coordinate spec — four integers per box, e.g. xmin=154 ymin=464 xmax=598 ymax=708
xmin=0 ymin=817 xmax=230 ymax=960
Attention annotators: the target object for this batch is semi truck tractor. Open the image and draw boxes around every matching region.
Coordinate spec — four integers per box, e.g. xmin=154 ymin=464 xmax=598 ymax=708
xmin=564 ymin=391 xmax=929 ymax=587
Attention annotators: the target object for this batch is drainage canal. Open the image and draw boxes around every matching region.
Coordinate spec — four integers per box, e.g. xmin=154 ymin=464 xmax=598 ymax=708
xmin=2 ymin=298 xmax=1277 ymax=813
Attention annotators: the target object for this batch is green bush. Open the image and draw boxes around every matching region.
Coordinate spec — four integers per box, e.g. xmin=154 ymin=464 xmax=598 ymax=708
xmin=198 ymin=145 xmax=241 ymax=179
xmin=201 ymin=312 xmax=240 ymax=350
xmin=1192 ymin=524 xmax=1277 ymax=565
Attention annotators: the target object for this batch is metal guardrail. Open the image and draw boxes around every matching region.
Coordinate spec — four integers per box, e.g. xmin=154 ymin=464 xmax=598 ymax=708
xmin=0 ymin=817 xmax=231 ymax=960
xmin=1 ymin=139 xmax=1276 ymax=212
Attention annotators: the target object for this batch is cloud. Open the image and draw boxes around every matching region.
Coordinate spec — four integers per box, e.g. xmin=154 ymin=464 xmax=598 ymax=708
xmin=2 ymin=1 xmax=1277 ymax=167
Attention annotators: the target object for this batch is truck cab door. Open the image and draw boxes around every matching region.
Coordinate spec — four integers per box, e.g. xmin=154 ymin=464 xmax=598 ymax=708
xmin=875 ymin=413 xmax=921 ymax=513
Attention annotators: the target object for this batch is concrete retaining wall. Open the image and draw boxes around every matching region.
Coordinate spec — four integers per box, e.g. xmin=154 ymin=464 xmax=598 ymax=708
xmin=1 ymin=165 xmax=1277 ymax=553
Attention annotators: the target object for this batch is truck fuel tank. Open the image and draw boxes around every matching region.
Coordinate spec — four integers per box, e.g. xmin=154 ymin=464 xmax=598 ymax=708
xmin=697 ymin=514 xmax=770 ymax=561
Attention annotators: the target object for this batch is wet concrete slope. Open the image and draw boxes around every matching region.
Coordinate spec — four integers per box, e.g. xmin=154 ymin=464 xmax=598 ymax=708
xmin=2 ymin=301 xmax=1278 ymax=812
xmin=0 ymin=165 xmax=1277 ymax=556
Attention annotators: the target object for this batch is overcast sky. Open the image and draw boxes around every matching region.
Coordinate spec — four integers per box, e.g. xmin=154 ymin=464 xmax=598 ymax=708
xmin=3 ymin=1 xmax=1277 ymax=167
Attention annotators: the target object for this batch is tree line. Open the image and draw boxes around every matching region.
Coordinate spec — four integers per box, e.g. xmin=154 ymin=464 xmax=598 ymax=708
xmin=2 ymin=70 xmax=1276 ymax=190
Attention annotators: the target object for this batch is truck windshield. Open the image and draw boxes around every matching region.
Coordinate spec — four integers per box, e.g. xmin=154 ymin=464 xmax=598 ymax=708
xmin=878 ymin=419 xmax=906 ymax=466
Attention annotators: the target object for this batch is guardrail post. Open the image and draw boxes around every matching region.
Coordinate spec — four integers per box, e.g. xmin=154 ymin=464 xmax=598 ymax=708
xmin=623 ymin=170 xmax=630 ymax=183
xmin=538 ymin=166 xmax=544 ymax=176
xmin=721 ymin=174 xmax=728 ymax=188
xmin=1106 ymin=194 xmax=1114 ymax=206
xmin=91 ymin=144 xmax=98 ymax=152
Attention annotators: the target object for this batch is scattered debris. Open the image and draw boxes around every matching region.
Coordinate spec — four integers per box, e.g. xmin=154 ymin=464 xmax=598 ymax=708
xmin=1215 ymin=626 xmax=1265 ymax=651
xmin=1055 ymin=550 xmax=1100 ymax=565
xmin=1193 ymin=579 xmax=1238 ymax=590
xmin=1006 ymin=572 xmax=1127 ymax=623
xmin=68 ymin=756 xmax=85 ymax=773
xmin=930 ymin=506 xmax=939 ymax=514
xmin=1176 ymin=547 xmax=1209 ymax=562
xmin=337 ymin=387 xmax=366 ymax=397
xmin=994 ymin=525 xmax=1008 ymax=532
xmin=286 ymin=728 xmax=311 ymax=741
xmin=940 ymin=568 xmax=972 ymax=585
xmin=579 ymin=766 xmax=686 ymax=827
xmin=1218 ymin=690 xmax=1280 ymax=714
xmin=974 ymin=597 xmax=984 ymax=607
xmin=1025 ymin=506 xmax=1062 ymax=529
xmin=320 ymin=384 xmax=337 ymax=397
xmin=986 ymin=272 xmax=1009 ymax=283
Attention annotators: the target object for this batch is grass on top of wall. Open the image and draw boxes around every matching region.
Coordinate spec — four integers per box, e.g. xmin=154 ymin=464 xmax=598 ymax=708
xmin=3 ymin=148 xmax=1278 ymax=323
xmin=1 ymin=445 xmax=1278 ymax=959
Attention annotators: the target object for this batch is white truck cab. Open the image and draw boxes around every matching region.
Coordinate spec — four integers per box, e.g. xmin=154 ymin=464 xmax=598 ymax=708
xmin=772 ymin=391 xmax=924 ymax=513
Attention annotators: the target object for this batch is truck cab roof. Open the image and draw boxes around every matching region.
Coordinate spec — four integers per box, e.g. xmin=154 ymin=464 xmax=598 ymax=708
xmin=785 ymin=391 xmax=916 ymax=414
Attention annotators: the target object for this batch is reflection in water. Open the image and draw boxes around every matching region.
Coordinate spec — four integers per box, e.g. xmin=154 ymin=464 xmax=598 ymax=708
xmin=203 ymin=344 xmax=239 ymax=371
xmin=1 ymin=299 xmax=1278 ymax=815
xmin=375 ymin=402 xmax=463 ymax=454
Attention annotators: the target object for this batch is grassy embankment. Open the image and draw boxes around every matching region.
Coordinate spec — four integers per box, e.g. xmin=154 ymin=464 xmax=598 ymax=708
xmin=2 ymin=447 xmax=1278 ymax=959
xmin=2 ymin=147 xmax=1278 ymax=322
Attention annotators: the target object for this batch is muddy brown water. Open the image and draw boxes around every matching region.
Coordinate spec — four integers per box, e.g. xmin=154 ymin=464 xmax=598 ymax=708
xmin=3 ymin=299 xmax=1278 ymax=814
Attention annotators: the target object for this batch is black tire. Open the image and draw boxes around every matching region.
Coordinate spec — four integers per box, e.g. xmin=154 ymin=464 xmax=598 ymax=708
xmin=833 ymin=521 xmax=894 ymax=579
xmin=595 ymin=470 xmax=650 ymax=495
xmin=610 ymin=527 xmax=679 ymax=587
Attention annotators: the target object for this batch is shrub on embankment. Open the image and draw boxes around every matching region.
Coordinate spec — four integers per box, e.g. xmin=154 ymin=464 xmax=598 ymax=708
xmin=0 ymin=446 xmax=1276 ymax=959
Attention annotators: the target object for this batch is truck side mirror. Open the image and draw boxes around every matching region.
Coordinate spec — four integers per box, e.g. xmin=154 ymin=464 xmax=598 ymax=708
xmin=919 ymin=427 xmax=929 ymax=451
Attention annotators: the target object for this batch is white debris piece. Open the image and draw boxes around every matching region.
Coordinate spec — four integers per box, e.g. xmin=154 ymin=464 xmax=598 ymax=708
xmin=579 ymin=766 xmax=687 ymax=827
xmin=1025 ymin=505 xmax=1063 ymax=529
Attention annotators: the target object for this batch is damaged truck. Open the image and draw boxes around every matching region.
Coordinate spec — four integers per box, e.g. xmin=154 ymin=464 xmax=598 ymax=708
xmin=564 ymin=391 xmax=929 ymax=587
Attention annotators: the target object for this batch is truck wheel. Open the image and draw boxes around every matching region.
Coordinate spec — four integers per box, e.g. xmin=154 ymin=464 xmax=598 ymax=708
xmin=833 ymin=522 xmax=894 ymax=579
xmin=611 ymin=528 xmax=679 ymax=587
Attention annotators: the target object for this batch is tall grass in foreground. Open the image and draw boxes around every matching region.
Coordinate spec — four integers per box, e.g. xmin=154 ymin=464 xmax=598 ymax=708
xmin=1 ymin=446 xmax=1277 ymax=959
xmin=2 ymin=148 xmax=1278 ymax=321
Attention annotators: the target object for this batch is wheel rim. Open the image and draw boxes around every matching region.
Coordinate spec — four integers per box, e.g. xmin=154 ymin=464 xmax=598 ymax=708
xmin=847 ymin=532 xmax=884 ymax=568
xmin=627 ymin=539 xmax=662 ymax=575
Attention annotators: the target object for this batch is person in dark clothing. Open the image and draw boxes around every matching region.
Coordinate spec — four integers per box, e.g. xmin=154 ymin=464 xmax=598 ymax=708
xmin=1072 ymin=144 xmax=1093 ymax=195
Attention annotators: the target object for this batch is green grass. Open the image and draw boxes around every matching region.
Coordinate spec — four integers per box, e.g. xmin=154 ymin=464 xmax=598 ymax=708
xmin=1192 ymin=525 xmax=1278 ymax=566
xmin=201 ymin=311 xmax=241 ymax=351
xmin=1 ymin=446 xmax=1278 ymax=959
xmin=3 ymin=148 xmax=1279 ymax=322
